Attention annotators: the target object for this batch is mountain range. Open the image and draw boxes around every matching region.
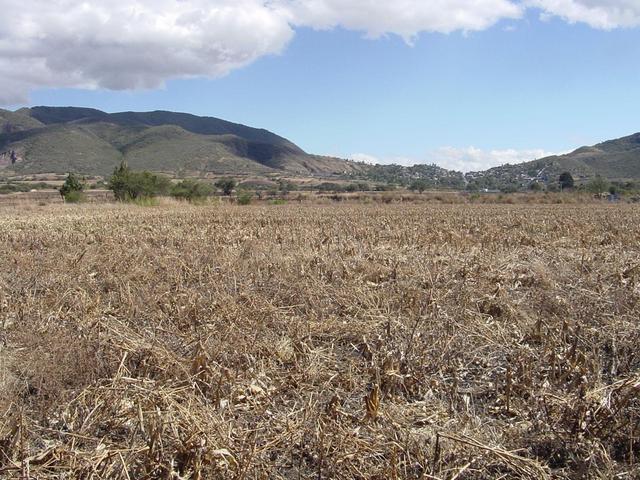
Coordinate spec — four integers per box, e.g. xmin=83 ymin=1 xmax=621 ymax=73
xmin=467 ymin=132 xmax=640 ymax=189
xmin=0 ymin=107 xmax=365 ymax=177
xmin=1 ymin=106 xmax=638 ymax=187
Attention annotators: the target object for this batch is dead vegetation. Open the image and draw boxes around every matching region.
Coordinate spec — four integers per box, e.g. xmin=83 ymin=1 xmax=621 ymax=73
xmin=0 ymin=203 xmax=638 ymax=479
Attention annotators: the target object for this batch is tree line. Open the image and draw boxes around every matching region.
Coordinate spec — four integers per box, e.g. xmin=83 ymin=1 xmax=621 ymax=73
xmin=59 ymin=161 xmax=240 ymax=203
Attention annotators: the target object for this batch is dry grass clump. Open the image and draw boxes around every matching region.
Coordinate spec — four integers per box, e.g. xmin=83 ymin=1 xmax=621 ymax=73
xmin=0 ymin=203 xmax=638 ymax=479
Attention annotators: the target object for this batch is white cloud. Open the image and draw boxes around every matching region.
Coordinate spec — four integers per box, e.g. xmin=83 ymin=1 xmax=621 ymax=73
xmin=0 ymin=0 xmax=638 ymax=104
xmin=280 ymin=0 xmax=523 ymax=40
xmin=528 ymin=1 xmax=640 ymax=29
xmin=353 ymin=147 xmax=558 ymax=172
xmin=0 ymin=0 xmax=294 ymax=104
xmin=427 ymin=146 xmax=557 ymax=172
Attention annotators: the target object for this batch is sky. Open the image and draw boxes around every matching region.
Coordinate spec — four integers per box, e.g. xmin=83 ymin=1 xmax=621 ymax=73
xmin=1 ymin=0 xmax=639 ymax=172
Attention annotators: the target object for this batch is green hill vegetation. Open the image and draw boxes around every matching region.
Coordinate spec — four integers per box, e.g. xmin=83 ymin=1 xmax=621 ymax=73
xmin=1 ymin=107 xmax=638 ymax=191
xmin=465 ymin=132 xmax=640 ymax=191
xmin=533 ymin=133 xmax=640 ymax=180
xmin=0 ymin=107 xmax=365 ymax=177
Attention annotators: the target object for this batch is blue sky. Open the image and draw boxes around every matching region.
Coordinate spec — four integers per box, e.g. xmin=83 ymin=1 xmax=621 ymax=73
xmin=2 ymin=1 xmax=640 ymax=171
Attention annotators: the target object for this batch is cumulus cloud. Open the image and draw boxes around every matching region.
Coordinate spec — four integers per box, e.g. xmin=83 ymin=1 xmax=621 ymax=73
xmin=0 ymin=0 xmax=294 ymax=104
xmin=0 ymin=0 xmax=638 ymax=104
xmin=528 ymin=0 xmax=640 ymax=29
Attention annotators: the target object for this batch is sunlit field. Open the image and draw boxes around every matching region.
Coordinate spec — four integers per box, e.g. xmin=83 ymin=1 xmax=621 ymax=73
xmin=1 ymin=203 xmax=638 ymax=479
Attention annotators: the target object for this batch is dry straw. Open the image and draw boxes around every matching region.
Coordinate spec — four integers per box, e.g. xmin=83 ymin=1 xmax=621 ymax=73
xmin=0 ymin=202 xmax=638 ymax=478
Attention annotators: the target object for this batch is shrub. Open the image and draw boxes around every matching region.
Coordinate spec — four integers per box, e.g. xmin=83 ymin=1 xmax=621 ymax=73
xmin=63 ymin=190 xmax=86 ymax=203
xmin=237 ymin=191 xmax=253 ymax=205
xmin=170 ymin=180 xmax=213 ymax=202
xmin=587 ymin=175 xmax=610 ymax=194
xmin=109 ymin=161 xmax=171 ymax=201
xmin=215 ymin=178 xmax=236 ymax=196
xmin=59 ymin=173 xmax=86 ymax=202
xmin=409 ymin=179 xmax=429 ymax=193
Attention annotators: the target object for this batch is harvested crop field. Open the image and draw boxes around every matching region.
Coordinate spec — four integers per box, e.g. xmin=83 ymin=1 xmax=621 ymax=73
xmin=1 ymin=203 xmax=639 ymax=479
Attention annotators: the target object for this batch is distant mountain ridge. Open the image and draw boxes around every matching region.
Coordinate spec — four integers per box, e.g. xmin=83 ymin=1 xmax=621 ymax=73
xmin=466 ymin=132 xmax=640 ymax=189
xmin=1 ymin=106 xmax=638 ymax=187
xmin=0 ymin=106 xmax=365 ymax=176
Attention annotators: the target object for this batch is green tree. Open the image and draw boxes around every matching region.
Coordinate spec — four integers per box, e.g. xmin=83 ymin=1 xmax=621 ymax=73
xmin=171 ymin=179 xmax=213 ymax=202
xmin=108 ymin=161 xmax=171 ymax=201
xmin=586 ymin=175 xmax=610 ymax=194
xmin=409 ymin=179 xmax=429 ymax=193
xmin=59 ymin=173 xmax=85 ymax=202
xmin=108 ymin=161 xmax=132 ymax=201
xmin=559 ymin=172 xmax=574 ymax=190
xmin=215 ymin=178 xmax=236 ymax=196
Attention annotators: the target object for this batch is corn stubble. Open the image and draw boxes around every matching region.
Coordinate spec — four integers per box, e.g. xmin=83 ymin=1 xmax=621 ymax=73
xmin=0 ymin=203 xmax=638 ymax=479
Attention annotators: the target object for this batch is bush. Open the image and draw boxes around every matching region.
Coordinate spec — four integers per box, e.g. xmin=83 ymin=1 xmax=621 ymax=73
xmin=109 ymin=162 xmax=171 ymax=201
xmin=237 ymin=191 xmax=253 ymax=205
xmin=170 ymin=180 xmax=213 ymax=202
xmin=215 ymin=178 xmax=236 ymax=196
xmin=63 ymin=191 xmax=86 ymax=203
xmin=60 ymin=173 xmax=86 ymax=202
xmin=587 ymin=175 xmax=610 ymax=194
xmin=409 ymin=179 xmax=429 ymax=193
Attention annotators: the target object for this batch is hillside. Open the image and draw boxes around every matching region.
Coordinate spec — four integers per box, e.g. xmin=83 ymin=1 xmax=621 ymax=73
xmin=466 ymin=132 xmax=640 ymax=189
xmin=1 ymin=106 xmax=638 ymax=188
xmin=0 ymin=107 xmax=365 ymax=177
xmin=534 ymin=132 xmax=640 ymax=180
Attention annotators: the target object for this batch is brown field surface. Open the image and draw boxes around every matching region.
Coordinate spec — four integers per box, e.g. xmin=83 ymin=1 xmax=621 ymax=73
xmin=1 ymin=203 xmax=639 ymax=479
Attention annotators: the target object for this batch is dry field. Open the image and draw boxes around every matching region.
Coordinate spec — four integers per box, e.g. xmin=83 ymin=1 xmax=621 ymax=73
xmin=0 ymin=203 xmax=639 ymax=479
